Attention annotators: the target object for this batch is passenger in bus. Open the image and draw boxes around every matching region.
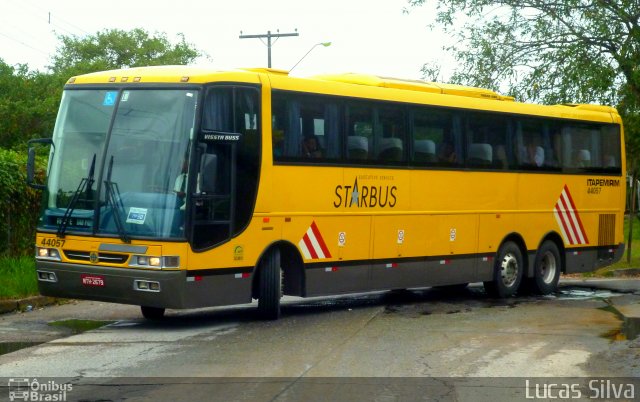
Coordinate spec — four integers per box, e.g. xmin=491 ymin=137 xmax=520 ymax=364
xmin=493 ymin=145 xmax=508 ymax=169
xmin=437 ymin=142 xmax=456 ymax=164
xmin=272 ymin=129 xmax=285 ymax=157
xmin=302 ymin=134 xmax=322 ymax=158
xmin=575 ymin=149 xmax=591 ymax=167
xmin=604 ymin=154 xmax=617 ymax=168
xmin=529 ymin=145 xmax=544 ymax=167
xmin=174 ymin=159 xmax=188 ymax=211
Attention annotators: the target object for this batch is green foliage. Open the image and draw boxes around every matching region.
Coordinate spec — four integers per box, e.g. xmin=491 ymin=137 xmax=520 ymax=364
xmin=408 ymin=0 xmax=640 ymax=167
xmin=0 ymin=61 xmax=60 ymax=150
xmin=0 ymin=256 xmax=38 ymax=299
xmin=51 ymin=28 xmax=202 ymax=78
xmin=0 ymin=149 xmax=45 ymax=256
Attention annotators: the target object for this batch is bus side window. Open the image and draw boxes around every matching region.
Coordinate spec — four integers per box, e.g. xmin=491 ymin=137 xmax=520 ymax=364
xmin=562 ymin=124 xmax=596 ymax=170
xmin=272 ymin=92 xmax=341 ymax=162
xmin=600 ymin=125 xmax=621 ymax=170
xmin=516 ymin=119 xmax=545 ymax=169
xmin=347 ymin=104 xmax=373 ymax=162
xmin=464 ymin=113 xmax=510 ymax=169
xmin=376 ymin=106 xmax=406 ymax=164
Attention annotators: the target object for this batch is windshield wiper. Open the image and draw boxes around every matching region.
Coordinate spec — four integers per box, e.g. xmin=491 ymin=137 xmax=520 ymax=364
xmin=103 ymin=156 xmax=131 ymax=243
xmin=57 ymin=154 xmax=96 ymax=238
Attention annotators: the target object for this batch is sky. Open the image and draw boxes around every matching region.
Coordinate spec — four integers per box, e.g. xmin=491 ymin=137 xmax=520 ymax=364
xmin=0 ymin=0 xmax=455 ymax=81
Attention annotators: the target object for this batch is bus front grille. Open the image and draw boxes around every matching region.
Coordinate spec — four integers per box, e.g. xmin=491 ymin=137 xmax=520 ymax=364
xmin=63 ymin=250 xmax=129 ymax=264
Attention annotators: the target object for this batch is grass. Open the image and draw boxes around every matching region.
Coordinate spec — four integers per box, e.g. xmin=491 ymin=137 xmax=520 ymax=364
xmin=587 ymin=215 xmax=640 ymax=277
xmin=0 ymin=256 xmax=39 ymax=300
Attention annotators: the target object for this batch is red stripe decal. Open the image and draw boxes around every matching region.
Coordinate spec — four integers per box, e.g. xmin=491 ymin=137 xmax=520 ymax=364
xmin=560 ymin=195 xmax=580 ymax=244
xmin=303 ymin=233 xmax=319 ymax=259
xmin=555 ymin=204 xmax=574 ymax=244
xmin=563 ymin=187 xmax=589 ymax=244
xmin=310 ymin=221 xmax=332 ymax=258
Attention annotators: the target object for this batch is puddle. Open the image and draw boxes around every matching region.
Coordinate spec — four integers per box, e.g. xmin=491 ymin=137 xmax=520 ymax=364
xmin=0 ymin=341 xmax=43 ymax=356
xmin=598 ymin=303 xmax=640 ymax=342
xmin=48 ymin=319 xmax=114 ymax=334
xmin=554 ymin=287 xmax=618 ymax=300
xmin=602 ymin=317 xmax=640 ymax=341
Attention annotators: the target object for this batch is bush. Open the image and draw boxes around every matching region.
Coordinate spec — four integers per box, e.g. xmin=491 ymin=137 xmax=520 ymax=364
xmin=0 ymin=256 xmax=38 ymax=299
xmin=0 ymin=148 xmax=45 ymax=256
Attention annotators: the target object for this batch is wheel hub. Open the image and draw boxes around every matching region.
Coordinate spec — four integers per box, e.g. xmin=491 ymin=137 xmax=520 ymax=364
xmin=500 ymin=253 xmax=519 ymax=287
xmin=540 ymin=251 xmax=557 ymax=284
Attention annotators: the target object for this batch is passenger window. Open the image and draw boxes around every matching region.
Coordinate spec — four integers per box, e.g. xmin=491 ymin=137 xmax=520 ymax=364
xmin=465 ymin=113 xmax=511 ymax=169
xmin=558 ymin=123 xmax=621 ymax=172
xmin=272 ymin=92 xmax=342 ymax=162
xmin=412 ymin=108 xmax=459 ymax=167
xmin=600 ymin=125 xmax=621 ymax=171
xmin=347 ymin=104 xmax=373 ymax=162
xmin=516 ymin=119 xmax=547 ymax=169
xmin=376 ymin=107 xmax=406 ymax=163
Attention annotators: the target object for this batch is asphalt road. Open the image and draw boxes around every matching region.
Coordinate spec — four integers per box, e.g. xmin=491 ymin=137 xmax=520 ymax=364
xmin=0 ymin=278 xmax=639 ymax=401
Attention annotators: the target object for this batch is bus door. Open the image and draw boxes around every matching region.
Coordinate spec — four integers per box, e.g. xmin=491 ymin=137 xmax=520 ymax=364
xmin=191 ymin=86 xmax=261 ymax=250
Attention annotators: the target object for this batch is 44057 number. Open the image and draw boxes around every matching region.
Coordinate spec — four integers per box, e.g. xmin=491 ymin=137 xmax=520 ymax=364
xmin=40 ymin=238 xmax=65 ymax=248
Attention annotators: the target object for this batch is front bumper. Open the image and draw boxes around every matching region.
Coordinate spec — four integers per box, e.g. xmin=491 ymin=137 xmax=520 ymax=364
xmin=36 ymin=260 xmax=253 ymax=309
xmin=36 ymin=260 xmax=187 ymax=309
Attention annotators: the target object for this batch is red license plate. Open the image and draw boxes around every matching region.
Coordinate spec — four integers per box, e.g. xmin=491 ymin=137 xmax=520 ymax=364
xmin=81 ymin=274 xmax=105 ymax=287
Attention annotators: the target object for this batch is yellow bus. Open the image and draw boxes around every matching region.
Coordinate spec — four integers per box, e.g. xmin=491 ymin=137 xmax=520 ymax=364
xmin=27 ymin=66 xmax=625 ymax=319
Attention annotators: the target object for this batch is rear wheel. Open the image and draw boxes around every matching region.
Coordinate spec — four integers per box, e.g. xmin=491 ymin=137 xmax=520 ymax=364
xmin=529 ymin=241 xmax=561 ymax=295
xmin=484 ymin=241 xmax=523 ymax=298
xmin=140 ymin=306 xmax=165 ymax=320
xmin=257 ymin=248 xmax=282 ymax=320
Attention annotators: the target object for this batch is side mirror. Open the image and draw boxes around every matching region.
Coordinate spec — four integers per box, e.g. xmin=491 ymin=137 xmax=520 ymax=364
xmin=26 ymin=138 xmax=54 ymax=190
xmin=199 ymin=153 xmax=218 ymax=194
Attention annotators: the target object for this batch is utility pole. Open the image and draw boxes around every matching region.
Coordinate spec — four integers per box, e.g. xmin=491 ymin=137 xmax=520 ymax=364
xmin=239 ymin=29 xmax=299 ymax=68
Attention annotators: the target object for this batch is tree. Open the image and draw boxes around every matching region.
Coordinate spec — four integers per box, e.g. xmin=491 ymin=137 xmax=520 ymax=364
xmin=407 ymin=0 xmax=640 ymax=168
xmin=50 ymin=28 xmax=202 ymax=78
xmin=0 ymin=60 xmax=59 ymax=149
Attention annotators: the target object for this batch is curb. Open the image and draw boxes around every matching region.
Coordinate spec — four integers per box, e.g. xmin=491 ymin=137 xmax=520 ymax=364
xmin=0 ymin=296 xmax=61 ymax=315
xmin=613 ymin=268 xmax=640 ymax=277
xmin=617 ymin=303 xmax=640 ymax=319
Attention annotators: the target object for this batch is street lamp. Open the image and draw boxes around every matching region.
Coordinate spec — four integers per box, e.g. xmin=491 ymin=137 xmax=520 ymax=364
xmin=289 ymin=42 xmax=332 ymax=73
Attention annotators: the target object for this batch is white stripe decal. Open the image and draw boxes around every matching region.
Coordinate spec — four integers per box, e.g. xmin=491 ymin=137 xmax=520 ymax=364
xmin=554 ymin=186 xmax=588 ymax=245
xmin=554 ymin=208 xmax=570 ymax=245
xmin=307 ymin=227 xmax=326 ymax=259
xmin=298 ymin=221 xmax=332 ymax=260
xmin=298 ymin=239 xmax=312 ymax=260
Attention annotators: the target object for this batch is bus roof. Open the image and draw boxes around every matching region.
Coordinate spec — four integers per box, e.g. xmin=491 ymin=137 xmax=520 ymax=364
xmin=66 ymin=66 xmax=619 ymax=123
xmin=312 ymin=73 xmax=516 ymax=102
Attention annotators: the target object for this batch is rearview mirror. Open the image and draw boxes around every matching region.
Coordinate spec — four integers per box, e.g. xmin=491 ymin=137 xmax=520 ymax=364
xmin=26 ymin=138 xmax=54 ymax=190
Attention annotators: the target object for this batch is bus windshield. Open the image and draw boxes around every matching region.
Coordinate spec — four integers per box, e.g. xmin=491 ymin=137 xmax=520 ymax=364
xmin=39 ymin=88 xmax=198 ymax=240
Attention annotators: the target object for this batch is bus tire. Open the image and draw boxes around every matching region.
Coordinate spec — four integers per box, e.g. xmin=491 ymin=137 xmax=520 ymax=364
xmin=484 ymin=241 xmax=523 ymax=298
xmin=257 ymin=248 xmax=282 ymax=320
xmin=141 ymin=306 xmax=165 ymax=320
xmin=530 ymin=241 xmax=561 ymax=295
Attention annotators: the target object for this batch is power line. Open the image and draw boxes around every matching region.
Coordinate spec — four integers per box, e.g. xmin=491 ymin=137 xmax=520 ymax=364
xmin=0 ymin=31 xmax=49 ymax=56
xmin=7 ymin=0 xmax=89 ymax=37
xmin=47 ymin=11 xmax=91 ymax=36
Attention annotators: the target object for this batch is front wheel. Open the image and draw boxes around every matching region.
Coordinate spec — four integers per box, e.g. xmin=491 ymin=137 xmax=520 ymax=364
xmin=484 ymin=241 xmax=524 ymax=298
xmin=257 ymin=248 xmax=282 ymax=320
xmin=141 ymin=306 xmax=165 ymax=320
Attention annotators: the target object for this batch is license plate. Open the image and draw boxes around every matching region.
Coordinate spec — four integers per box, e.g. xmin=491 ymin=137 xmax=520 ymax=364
xmin=81 ymin=274 xmax=105 ymax=287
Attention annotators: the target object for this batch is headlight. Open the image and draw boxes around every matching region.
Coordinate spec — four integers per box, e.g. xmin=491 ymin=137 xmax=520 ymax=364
xmin=36 ymin=247 xmax=61 ymax=261
xmin=129 ymin=255 xmax=180 ymax=269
